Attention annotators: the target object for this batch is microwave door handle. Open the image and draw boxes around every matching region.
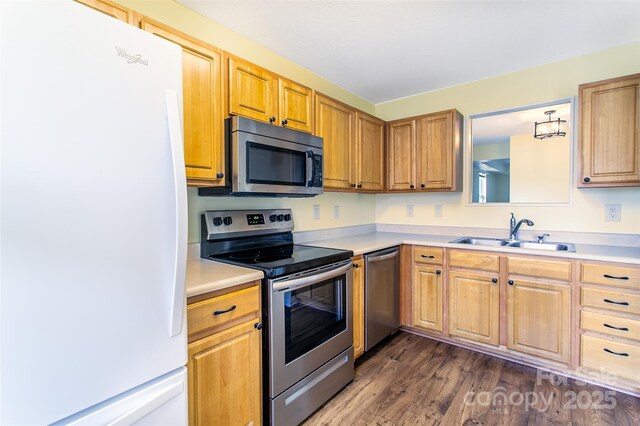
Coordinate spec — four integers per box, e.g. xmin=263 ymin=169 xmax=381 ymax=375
xmin=273 ymin=262 xmax=352 ymax=292
xmin=305 ymin=150 xmax=314 ymax=187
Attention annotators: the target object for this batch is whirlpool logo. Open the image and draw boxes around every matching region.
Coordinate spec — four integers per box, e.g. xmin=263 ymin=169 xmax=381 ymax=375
xmin=115 ymin=47 xmax=149 ymax=66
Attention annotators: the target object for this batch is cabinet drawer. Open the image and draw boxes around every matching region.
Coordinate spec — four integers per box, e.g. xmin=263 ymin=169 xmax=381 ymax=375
xmin=413 ymin=246 xmax=444 ymax=265
xmin=581 ymin=335 xmax=640 ymax=382
xmin=507 ymin=256 xmax=571 ymax=281
xmin=581 ymin=311 xmax=640 ymax=341
xmin=449 ymin=249 xmax=499 ymax=272
xmin=188 ymin=286 xmax=260 ymax=337
xmin=581 ymin=287 xmax=640 ymax=315
xmin=581 ymin=262 xmax=640 ymax=289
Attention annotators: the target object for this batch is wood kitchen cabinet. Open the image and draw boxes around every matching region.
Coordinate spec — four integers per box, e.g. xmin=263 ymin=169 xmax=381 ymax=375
xmin=314 ymin=94 xmax=356 ymax=190
xmin=448 ymin=269 xmax=500 ymax=346
xmin=413 ymin=265 xmax=444 ymax=333
xmin=228 ymin=55 xmax=313 ymax=133
xmin=140 ymin=18 xmax=225 ymax=187
xmin=187 ymin=283 xmax=262 ymax=426
xmin=74 ymin=0 xmax=139 ymax=25
xmin=352 ymin=256 xmax=365 ymax=359
xmin=578 ymin=73 xmax=640 ymax=187
xmin=387 ymin=109 xmax=462 ymax=192
xmin=355 ymin=112 xmax=385 ymax=191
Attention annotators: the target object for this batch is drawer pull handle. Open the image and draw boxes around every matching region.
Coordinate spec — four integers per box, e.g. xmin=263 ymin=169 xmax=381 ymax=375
xmin=604 ymin=348 xmax=629 ymax=357
xmin=603 ymin=274 xmax=629 ymax=280
xmin=213 ymin=305 xmax=237 ymax=316
xmin=421 ymin=255 xmax=435 ymax=259
xmin=603 ymin=323 xmax=629 ymax=332
xmin=603 ymin=299 xmax=629 ymax=306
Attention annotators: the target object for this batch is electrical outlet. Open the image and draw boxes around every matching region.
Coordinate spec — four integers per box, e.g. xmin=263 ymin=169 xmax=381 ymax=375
xmin=313 ymin=204 xmax=320 ymax=220
xmin=605 ymin=204 xmax=621 ymax=222
xmin=406 ymin=204 xmax=414 ymax=218
xmin=434 ymin=204 xmax=443 ymax=217
xmin=333 ymin=205 xmax=340 ymax=219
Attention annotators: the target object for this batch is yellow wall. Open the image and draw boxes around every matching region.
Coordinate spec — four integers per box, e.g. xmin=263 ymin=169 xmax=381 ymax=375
xmin=375 ymin=43 xmax=640 ymax=235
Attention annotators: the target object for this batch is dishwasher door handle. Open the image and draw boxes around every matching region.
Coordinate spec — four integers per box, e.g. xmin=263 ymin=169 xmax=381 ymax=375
xmin=367 ymin=250 xmax=399 ymax=263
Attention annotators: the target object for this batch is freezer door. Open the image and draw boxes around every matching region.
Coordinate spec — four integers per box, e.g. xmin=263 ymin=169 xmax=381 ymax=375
xmin=1 ymin=1 xmax=187 ymax=424
xmin=54 ymin=368 xmax=188 ymax=426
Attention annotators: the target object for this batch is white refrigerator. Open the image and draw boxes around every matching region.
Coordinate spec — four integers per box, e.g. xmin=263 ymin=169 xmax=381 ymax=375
xmin=1 ymin=1 xmax=189 ymax=424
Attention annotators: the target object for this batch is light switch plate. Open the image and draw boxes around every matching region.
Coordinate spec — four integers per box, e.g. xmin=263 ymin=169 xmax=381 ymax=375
xmin=605 ymin=204 xmax=621 ymax=222
xmin=333 ymin=205 xmax=340 ymax=219
xmin=434 ymin=204 xmax=443 ymax=217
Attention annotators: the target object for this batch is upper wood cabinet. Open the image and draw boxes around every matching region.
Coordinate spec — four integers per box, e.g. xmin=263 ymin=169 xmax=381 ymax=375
xmin=314 ymin=94 xmax=356 ymax=190
xmin=140 ymin=18 xmax=225 ymax=187
xmin=387 ymin=109 xmax=462 ymax=192
xmin=578 ymin=73 xmax=640 ymax=187
xmin=227 ymin=56 xmax=313 ymax=133
xmin=355 ymin=112 xmax=385 ymax=191
xmin=74 ymin=0 xmax=139 ymax=25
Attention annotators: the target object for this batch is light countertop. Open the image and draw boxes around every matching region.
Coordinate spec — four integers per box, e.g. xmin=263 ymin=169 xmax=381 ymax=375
xmin=305 ymin=232 xmax=640 ymax=265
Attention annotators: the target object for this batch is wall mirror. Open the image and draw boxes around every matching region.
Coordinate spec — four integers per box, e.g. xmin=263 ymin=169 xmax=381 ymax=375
xmin=469 ymin=99 xmax=573 ymax=204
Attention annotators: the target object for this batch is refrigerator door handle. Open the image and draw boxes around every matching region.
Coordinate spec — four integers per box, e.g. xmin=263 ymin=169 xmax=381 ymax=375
xmin=165 ymin=89 xmax=187 ymax=337
xmin=107 ymin=380 xmax=184 ymax=426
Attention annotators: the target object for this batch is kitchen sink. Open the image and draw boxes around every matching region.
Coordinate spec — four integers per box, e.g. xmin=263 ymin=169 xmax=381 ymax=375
xmin=450 ymin=237 xmax=511 ymax=247
xmin=450 ymin=237 xmax=576 ymax=252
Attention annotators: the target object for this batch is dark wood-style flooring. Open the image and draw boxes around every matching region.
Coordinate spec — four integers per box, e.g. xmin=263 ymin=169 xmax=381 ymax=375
xmin=304 ymin=332 xmax=640 ymax=425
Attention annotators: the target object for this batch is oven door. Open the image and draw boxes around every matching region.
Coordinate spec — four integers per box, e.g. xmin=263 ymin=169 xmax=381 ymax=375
xmin=234 ymin=131 xmax=323 ymax=196
xmin=268 ymin=260 xmax=352 ymax=397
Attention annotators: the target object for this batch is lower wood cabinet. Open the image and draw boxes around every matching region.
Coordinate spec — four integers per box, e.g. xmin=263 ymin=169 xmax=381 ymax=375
xmin=187 ymin=283 xmax=262 ymax=426
xmin=412 ymin=265 xmax=443 ymax=332
xmin=506 ymin=278 xmax=571 ymax=363
xmin=188 ymin=319 xmax=262 ymax=426
xmin=448 ymin=270 xmax=500 ymax=346
xmin=352 ymin=256 xmax=365 ymax=359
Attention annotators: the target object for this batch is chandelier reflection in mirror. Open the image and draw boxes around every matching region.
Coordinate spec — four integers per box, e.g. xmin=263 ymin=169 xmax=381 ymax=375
xmin=534 ymin=110 xmax=567 ymax=139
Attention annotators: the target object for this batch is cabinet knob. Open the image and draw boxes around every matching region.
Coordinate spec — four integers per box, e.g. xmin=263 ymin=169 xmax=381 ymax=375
xmin=421 ymin=184 xmax=426 ymax=188
xmin=350 ymin=184 xmax=356 ymax=188
xmin=436 ymin=270 xmax=441 ymax=275
xmin=491 ymin=278 xmax=498 ymax=283
xmin=410 ymin=184 xmax=415 ymax=189
xmin=508 ymin=280 xmax=514 ymax=285
xmin=254 ymin=323 xmax=263 ymax=330
xmin=281 ymin=119 xmax=288 ymax=125
xmin=216 ymin=172 xmax=224 ymax=179
xmin=269 ymin=117 xmax=276 ymax=123
xmin=583 ymin=177 xmax=591 ymax=183
xmin=353 ymin=263 xmax=359 ymax=269
xmin=357 ymin=184 xmax=362 ymax=188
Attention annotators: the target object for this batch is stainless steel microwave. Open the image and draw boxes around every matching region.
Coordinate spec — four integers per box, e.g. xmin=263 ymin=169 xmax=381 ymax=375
xmin=198 ymin=116 xmax=323 ymax=197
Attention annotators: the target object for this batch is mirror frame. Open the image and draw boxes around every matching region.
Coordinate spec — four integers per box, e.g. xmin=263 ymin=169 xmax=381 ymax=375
xmin=465 ymin=97 xmax=576 ymax=207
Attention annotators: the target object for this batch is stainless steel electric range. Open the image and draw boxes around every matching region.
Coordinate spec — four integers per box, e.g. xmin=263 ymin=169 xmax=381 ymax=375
xmin=200 ymin=209 xmax=355 ymax=425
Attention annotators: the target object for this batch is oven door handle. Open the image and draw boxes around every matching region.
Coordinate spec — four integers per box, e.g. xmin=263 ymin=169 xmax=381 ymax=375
xmin=305 ymin=150 xmax=314 ymax=187
xmin=273 ymin=262 xmax=352 ymax=292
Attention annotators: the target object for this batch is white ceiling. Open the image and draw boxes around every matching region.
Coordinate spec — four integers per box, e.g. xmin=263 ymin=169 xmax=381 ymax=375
xmin=472 ymin=102 xmax=572 ymax=145
xmin=178 ymin=0 xmax=640 ymax=104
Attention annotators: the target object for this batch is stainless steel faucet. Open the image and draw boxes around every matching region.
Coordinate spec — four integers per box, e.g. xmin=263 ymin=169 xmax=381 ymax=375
xmin=509 ymin=213 xmax=534 ymax=240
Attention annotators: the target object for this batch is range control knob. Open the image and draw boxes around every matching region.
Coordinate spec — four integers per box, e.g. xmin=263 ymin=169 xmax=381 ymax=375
xmin=213 ymin=217 xmax=223 ymax=227
xmin=277 ymin=214 xmax=284 ymax=222
xmin=284 ymin=214 xmax=292 ymax=221
xmin=223 ymin=216 xmax=233 ymax=226
xmin=269 ymin=214 xmax=277 ymax=222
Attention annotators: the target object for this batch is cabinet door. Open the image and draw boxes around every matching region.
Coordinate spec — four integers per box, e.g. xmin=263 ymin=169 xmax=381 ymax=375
xmin=279 ymin=78 xmax=313 ymax=133
xmin=413 ymin=265 xmax=443 ymax=332
xmin=387 ymin=120 xmax=416 ymax=191
xmin=75 ymin=0 xmax=139 ymax=25
xmin=579 ymin=73 xmax=640 ymax=186
xmin=141 ymin=19 xmax=225 ymax=186
xmin=314 ymin=94 xmax=356 ymax=190
xmin=353 ymin=257 xmax=365 ymax=359
xmin=356 ymin=112 xmax=385 ymax=191
xmin=416 ymin=112 xmax=453 ymax=190
xmin=228 ymin=56 xmax=278 ymax=124
xmin=507 ymin=278 xmax=570 ymax=363
xmin=448 ymin=270 xmax=500 ymax=346
xmin=188 ymin=319 xmax=261 ymax=426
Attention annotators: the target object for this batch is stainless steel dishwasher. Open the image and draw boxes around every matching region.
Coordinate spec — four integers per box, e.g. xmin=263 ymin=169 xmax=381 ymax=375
xmin=364 ymin=246 xmax=400 ymax=351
